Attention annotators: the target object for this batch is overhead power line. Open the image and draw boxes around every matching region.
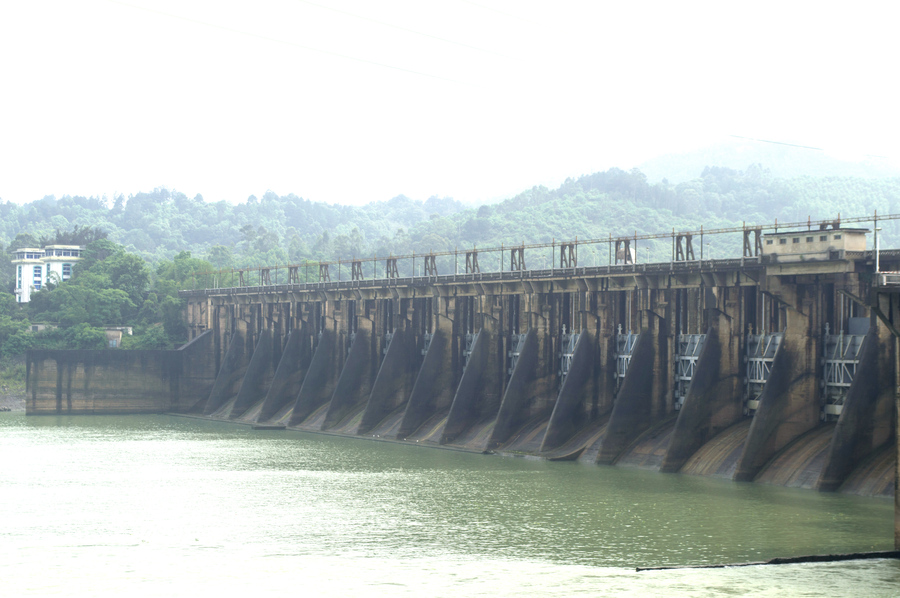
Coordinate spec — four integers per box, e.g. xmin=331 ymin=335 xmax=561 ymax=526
xmin=730 ymin=135 xmax=823 ymax=151
xmin=731 ymin=134 xmax=892 ymax=160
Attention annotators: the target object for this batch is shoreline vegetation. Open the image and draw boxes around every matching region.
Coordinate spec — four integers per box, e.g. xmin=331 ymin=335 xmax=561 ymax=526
xmin=0 ymin=358 xmax=25 ymax=411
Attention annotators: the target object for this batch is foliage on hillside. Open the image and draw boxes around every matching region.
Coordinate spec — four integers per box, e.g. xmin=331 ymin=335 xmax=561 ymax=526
xmin=0 ymin=164 xmax=897 ymax=285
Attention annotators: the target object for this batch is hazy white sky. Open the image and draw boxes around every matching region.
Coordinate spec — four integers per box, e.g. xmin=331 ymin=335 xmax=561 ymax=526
xmin=1 ymin=0 xmax=896 ymax=206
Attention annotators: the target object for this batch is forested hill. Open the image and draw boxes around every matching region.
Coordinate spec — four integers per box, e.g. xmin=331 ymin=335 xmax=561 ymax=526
xmin=2 ymin=164 xmax=899 ymax=286
xmin=0 ymin=191 xmax=466 ymax=270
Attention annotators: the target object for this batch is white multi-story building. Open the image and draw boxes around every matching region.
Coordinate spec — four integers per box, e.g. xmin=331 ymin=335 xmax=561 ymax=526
xmin=12 ymin=244 xmax=84 ymax=302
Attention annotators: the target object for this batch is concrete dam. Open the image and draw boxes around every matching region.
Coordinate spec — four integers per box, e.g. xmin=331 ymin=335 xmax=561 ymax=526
xmin=26 ymin=218 xmax=900 ymax=510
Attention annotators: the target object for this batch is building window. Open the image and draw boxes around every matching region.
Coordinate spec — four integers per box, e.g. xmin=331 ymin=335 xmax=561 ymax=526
xmin=820 ymin=235 xmax=827 ymax=242
xmin=806 ymin=237 xmax=813 ymax=243
xmin=766 ymin=240 xmax=774 ymax=245
xmin=834 ymin=234 xmax=842 ymax=240
xmin=779 ymin=238 xmax=787 ymax=245
xmin=62 ymin=263 xmax=72 ymax=279
xmin=792 ymin=238 xmax=800 ymax=244
xmin=33 ymin=266 xmax=42 ymax=290
xmin=109 ymin=339 xmax=118 ymax=348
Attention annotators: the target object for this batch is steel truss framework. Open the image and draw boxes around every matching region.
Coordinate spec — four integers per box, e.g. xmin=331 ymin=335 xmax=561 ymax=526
xmin=616 ymin=327 xmax=639 ymax=389
xmin=674 ymin=334 xmax=705 ymax=410
xmin=185 ymin=212 xmax=896 ymax=288
xmin=745 ymin=333 xmax=783 ymax=415
xmin=822 ymin=328 xmax=866 ymax=420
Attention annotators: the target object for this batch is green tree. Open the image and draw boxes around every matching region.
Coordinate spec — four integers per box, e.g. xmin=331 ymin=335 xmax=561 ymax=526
xmin=207 ymin=245 xmax=233 ymax=270
xmin=102 ymin=252 xmax=150 ymax=308
xmin=160 ymin=296 xmax=186 ymax=341
xmin=122 ymin=325 xmax=171 ymax=349
xmin=63 ymin=323 xmax=108 ymax=350
xmin=75 ymin=238 xmax=120 ymax=274
xmin=0 ymin=315 xmax=30 ymax=357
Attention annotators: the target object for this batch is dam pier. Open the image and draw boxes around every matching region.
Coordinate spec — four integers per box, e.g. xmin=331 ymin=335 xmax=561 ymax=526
xmin=26 ymin=216 xmax=900 ymax=544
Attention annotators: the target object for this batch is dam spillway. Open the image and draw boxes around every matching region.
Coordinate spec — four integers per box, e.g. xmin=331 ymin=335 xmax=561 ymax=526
xmin=25 ymin=223 xmax=900 ymax=510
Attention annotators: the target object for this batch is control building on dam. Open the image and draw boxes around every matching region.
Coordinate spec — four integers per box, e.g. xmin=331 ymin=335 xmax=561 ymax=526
xmin=26 ymin=216 xmax=900 ymax=510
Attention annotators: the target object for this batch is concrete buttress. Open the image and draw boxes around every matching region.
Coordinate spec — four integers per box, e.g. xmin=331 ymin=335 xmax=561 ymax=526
xmin=488 ymin=328 xmax=542 ymax=450
xmin=541 ymin=331 xmax=597 ymax=452
xmin=229 ymin=328 xmax=274 ymax=419
xmin=733 ymin=340 xmax=818 ymax=480
xmin=440 ymin=329 xmax=502 ymax=447
xmin=396 ymin=328 xmax=455 ymax=439
xmin=661 ymin=311 xmax=743 ymax=473
xmin=288 ymin=328 xmax=339 ymax=427
xmin=258 ymin=325 xmax=313 ymax=423
xmin=595 ymin=313 xmax=669 ymax=465
xmin=818 ymin=321 xmax=896 ymax=490
xmin=202 ymin=323 xmax=250 ymax=416
xmin=322 ymin=325 xmax=378 ymax=432
xmin=359 ymin=327 xmax=418 ymax=436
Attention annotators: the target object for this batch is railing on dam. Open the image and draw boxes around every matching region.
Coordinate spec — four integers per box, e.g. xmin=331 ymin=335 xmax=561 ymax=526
xmin=180 ymin=213 xmax=900 ymax=294
xmin=183 ymin=257 xmax=765 ymax=297
xmin=879 ymin=272 xmax=900 ymax=286
xmin=182 ymin=249 xmax=900 ymax=300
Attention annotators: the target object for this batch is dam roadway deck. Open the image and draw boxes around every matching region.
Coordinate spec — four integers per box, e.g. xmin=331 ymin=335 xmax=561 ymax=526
xmin=25 ymin=226 xmax=900 ymax=545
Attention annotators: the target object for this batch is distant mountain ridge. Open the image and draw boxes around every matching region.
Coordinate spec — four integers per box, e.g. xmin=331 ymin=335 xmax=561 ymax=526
xmin=638 ymin=137 xmax=900 ymax=184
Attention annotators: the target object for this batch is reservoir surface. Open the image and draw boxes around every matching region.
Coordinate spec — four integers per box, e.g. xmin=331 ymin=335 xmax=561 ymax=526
xmin=1 ymin=413 xmax=897 ymax=596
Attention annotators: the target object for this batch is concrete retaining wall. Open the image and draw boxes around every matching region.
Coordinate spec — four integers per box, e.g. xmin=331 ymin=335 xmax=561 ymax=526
xmin=26 ymin=330 xmax=217 ymax=415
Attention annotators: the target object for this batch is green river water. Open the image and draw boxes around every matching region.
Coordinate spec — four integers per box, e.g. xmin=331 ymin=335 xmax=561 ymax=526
xmin=1 ymin=413 xmax=897 ymax=596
